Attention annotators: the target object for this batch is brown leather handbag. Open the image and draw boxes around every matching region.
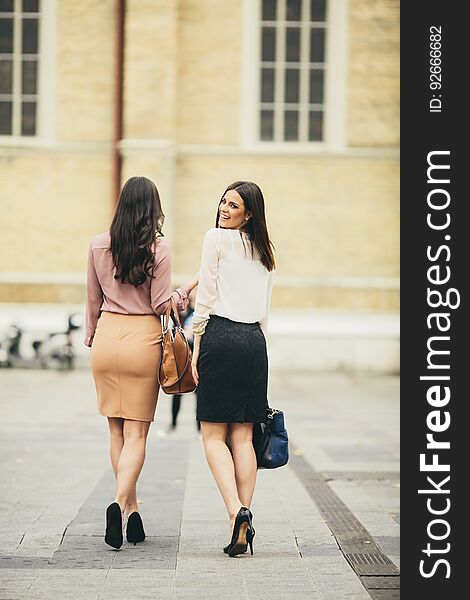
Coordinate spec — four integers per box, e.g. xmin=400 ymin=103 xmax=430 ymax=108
xmin=159 ymin=298 xmax=197 ymax=394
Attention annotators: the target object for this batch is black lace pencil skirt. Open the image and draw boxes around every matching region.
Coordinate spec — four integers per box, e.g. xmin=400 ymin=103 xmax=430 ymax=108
xmin=196 ymin=315 xmax=268 ymax=423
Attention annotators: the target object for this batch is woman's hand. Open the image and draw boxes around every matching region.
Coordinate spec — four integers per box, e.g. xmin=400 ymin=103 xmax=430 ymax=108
xmin=191 ymin=357 xmax=199 ymax=386
xmin=191 ymin=333 xmax=201 ymax=385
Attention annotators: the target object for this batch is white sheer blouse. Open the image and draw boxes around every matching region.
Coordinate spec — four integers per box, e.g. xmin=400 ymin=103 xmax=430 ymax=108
xmin=192 ymin=228 xmax=274 ymax=337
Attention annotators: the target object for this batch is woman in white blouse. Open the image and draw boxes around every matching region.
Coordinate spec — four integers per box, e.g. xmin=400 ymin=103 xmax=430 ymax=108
xmin=191 ymin=181 xmax=275 ymax=557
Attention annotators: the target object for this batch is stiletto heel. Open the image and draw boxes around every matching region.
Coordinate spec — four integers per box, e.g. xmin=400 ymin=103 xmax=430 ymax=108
xmin=126 ymin=512 xmax=146 ymax=545
xmin=105 ymin=502 xmax=123 ymax=549
xmin=247 ymin=527 xmax=255 ymax=555
xmin=227 ymin=507 xmax=255 ymax=557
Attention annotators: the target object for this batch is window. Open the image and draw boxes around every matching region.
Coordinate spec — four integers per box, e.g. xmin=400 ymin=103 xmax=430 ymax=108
xmin=0 ymin=0 xmax=40 ymax=136
xmin=259 ymin=0 xmax=328 ymax=143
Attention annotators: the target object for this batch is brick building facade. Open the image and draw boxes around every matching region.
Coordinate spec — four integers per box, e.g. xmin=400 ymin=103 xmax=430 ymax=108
xmin=0 ymin=0 xmax=399 ymax=315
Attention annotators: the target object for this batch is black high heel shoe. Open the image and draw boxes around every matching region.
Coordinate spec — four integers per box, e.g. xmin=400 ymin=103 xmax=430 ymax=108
xmin=105 ymin=502 xmax=123 ymax=549
xmin=223 ymin=509 xmax=255 ymax=554
xmin=227 ymin=507 xmax=255 ymax=557
xmin=126 ymin=512 xmax=146 ymax=545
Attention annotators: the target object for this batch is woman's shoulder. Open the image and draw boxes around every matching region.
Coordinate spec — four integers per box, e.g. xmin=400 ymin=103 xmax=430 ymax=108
xmin=201 ymin=228 xmax=222 ymax=247
xmin=90 ymin=231 xmax=110 ymax=248
xmin=204 ymin=227 xmax=243 ymax=242
xmin=204 ymin=227 xmax=220 ymax=238
xmin=154 ymin=236 xmax=169 ymax=247
xmin=153 ymin=236 xmax=171 ymax=258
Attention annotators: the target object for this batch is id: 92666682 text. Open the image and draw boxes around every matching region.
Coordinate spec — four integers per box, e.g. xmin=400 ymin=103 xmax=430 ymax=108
xmin=429 ymin=26 xmax=443 ymax=113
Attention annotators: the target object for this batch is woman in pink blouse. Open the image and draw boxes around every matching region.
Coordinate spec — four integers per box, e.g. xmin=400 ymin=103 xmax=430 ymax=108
xmin=85 ymin=176 xmax=197 ymax=549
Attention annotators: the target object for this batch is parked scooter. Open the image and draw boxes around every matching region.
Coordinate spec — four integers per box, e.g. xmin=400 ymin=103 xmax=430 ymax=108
xmin=0 ymin=338 xmax=7 ymax=367
xmin=33 ymin=314 xmax=83 ymax=370
xmin=0 ymin=324 xmax=21 ymax=368
xmin=0 ymin=314 xmax=82 ymax=370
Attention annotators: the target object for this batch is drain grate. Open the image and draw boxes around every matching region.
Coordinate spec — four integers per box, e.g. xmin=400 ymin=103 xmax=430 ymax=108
xmin=347 ymin=552 xmax=395 ymax=565
xmin=289 ymin=447 xmax=400 ymax=600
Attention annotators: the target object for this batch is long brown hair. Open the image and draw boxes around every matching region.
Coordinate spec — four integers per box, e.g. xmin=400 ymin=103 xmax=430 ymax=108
xmin=109 ymin=176 xmax=165 ymax=285
xmin=215 ymin=181 xmax=275 ymax=271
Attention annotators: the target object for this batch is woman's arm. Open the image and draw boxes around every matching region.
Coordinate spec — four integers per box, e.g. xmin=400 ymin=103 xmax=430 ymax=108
xmin=151 ymin=244 xmax=198 ymax=315
xmin=191 ymin=229 xmax=220 ymax=336
xmin=190 ymin=229 xmax=220 ymax=384
xmin=259 ymin=269 xmax=274 ymax=338
xmin=84 ymin=243 xmax=104 ymax=347
xmin=191 ymin=333 xmax=201 ymax=385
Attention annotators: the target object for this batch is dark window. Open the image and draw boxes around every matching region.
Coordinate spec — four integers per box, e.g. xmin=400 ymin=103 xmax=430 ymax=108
xmin=0 ymin=4 xmax=40 ymax=136
xmin=285 ymin=68 xmax=299 ymax=103
xmin=22 ymin=18 xmax=38 ymax=53
xmin=0 ymin=59 xmax=13 ymax=93
xmin=260 ymin=109 xmax=274 ymax=141
xmin=22 ymin=0 xmax=39 ymax=12
xmin=0 ymin=18 xmax=13 ymax=52
xmin=284 ymin=110 xmax=299 ymax=141
xmin=286 ymin=27 xmax=300 ymax=62
xmin=309 ymin=110 xmax=323 ymax=141
xmin=0 ymin=101 xmax=12 ymax=134
xmin=309 ymin=69 xmax=324 ymax=104
xmin=262 ymin=0 xmax=276 ymax=21
xmin=261 ymin=68 xmax=275 ymax=103
xmin=262 ymin=27 xmax=276 ymax=61
xmin=21 ymin=100 xmax=36 ymax=135
xmin=310 ymin=28 xmax=325 ymax=62
xmin=311 ymin=0 xmax=326 ymax=22
xmin=259 ymin=0 xmax=328 ymax=142
xmin=286 ymin=0 xmax=301 ymax=21
xmin=0 ymin=1 xmax=14 ymax=12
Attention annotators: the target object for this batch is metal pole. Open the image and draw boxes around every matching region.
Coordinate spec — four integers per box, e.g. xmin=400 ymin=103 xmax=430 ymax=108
xmin=112 ymin=0 xmax=125 ymax=207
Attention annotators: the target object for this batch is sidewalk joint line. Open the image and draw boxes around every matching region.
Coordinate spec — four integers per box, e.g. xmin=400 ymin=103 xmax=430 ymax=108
xmin=13 ymin=532 xmax=26 ymax=552
xmin=58 ymin=519 xmax=72 ymax=547
xmin=30 ymin=504 xmax=49 ymax=527
xmin=13 ymin=504 xmax=49 ymax=554
xmin=96 ymin=552 xmax=116 ymax=600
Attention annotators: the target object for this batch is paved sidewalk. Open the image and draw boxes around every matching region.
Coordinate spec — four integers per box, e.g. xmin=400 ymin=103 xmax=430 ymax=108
xmin=0 ymin=369 xmax=399 ymax=599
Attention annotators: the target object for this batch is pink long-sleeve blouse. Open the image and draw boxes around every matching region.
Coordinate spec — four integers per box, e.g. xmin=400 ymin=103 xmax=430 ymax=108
xmin=85 ymin=231 xmax=189 ymax=347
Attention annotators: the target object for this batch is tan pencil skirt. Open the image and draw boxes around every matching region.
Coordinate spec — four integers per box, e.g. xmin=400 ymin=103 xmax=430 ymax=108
xmin=90 ymin=311 xmax=163 ymax=422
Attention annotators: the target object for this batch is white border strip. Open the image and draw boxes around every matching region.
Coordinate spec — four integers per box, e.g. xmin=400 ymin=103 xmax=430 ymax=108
xmin=0 ymin=141 xmax=399 ymax=158
xmin=324 ymin=0 xmax=348 ymax=151
xmin=0 ymin=272 xmax=400 ymax=290
xmin=37 ymin=0 xmax=57 ymax=143
xmin=0 ymin=273 xmax=86 ymax=285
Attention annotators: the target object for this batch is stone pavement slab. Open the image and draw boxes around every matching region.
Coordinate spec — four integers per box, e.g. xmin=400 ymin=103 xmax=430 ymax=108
xmin=0 ymin=369 xmax=399 ymax=599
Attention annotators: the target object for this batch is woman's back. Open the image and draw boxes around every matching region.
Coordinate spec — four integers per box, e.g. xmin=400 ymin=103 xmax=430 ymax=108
xmin=88 ymin=231 xmax=173 ymax=316
xmin=193 ymin=227 xmax=273 ymax=334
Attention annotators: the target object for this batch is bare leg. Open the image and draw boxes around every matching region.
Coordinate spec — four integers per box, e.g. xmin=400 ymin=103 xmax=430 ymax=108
xmin=115 ymin=419 xmax=150 ymax=515
xmin=200 ymin=421 xmax=242 ymax=534
xmin=229 ymin=422 xmax=257 ymax=509
xmin=107 ymin=417 xmax=124 ymax=477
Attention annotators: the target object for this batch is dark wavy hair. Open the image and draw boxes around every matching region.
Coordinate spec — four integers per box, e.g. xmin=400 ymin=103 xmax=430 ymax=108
xmin=215 ymin=181 xmax=275 ymax=271
xmin=109 ymin=176 xmax=165 ymax=286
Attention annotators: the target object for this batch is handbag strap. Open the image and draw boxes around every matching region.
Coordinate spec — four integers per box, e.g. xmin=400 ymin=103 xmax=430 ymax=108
xmin=162 ymin=297 xmax=183 ymax=334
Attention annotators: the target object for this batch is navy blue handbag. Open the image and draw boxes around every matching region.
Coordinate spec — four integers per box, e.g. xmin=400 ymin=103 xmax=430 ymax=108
xmin=252 ymin=407 xmax=289 ymax=469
